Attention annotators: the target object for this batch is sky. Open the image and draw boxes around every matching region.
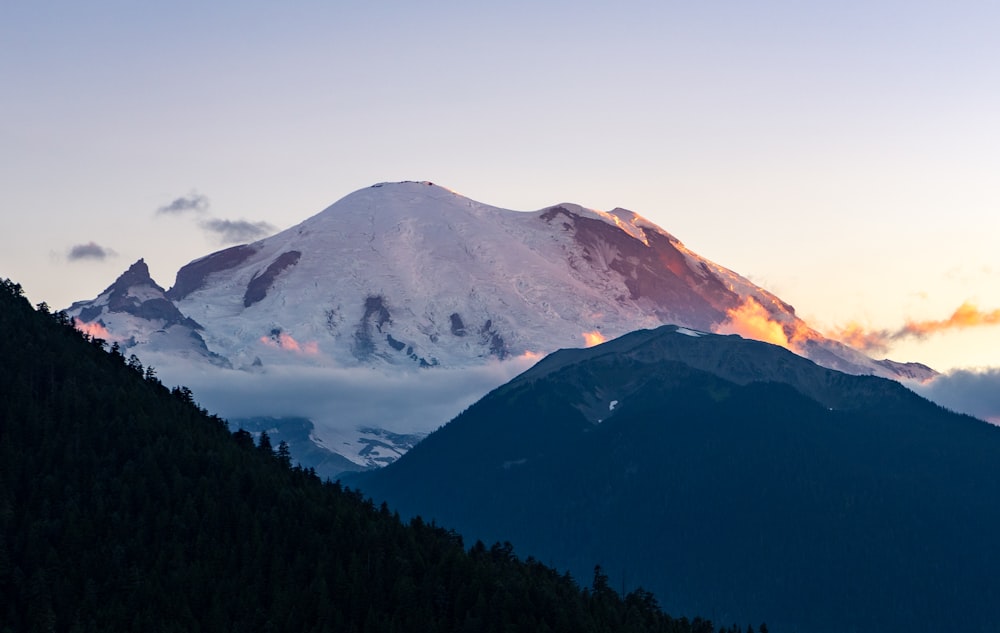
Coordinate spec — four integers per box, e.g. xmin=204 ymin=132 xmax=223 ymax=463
xmin=2 ymin=1 xmax=998 ymax=417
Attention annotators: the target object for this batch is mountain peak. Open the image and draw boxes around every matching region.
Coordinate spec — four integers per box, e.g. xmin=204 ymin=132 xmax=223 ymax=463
xmin=113 ymin=258 xmax=157 ymax=290
xmin=101 ymin=258 xmax=170 ymax=309
xmin=69 ymin=257 xmax=204 ymax=340
xmin=512 ymin=324 xmax=908 ymax=414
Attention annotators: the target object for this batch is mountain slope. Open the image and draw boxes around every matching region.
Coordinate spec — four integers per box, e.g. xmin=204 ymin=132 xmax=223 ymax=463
xmin=65 ymin=181 xmax=934 ymax=472
xmin=353 ymin=325 xmax=1000 ymax=633
xmin=0 ymin=277 xmax=748 ymax=633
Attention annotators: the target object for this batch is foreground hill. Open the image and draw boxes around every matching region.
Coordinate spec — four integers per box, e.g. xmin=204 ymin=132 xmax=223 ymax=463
xmin=354 ymin=325 xmax=1000 ymax=633
xmin=65 ymin=181 xmax=932 ymax=472
xmin=0 ymin=279 xmax=749 ymax=633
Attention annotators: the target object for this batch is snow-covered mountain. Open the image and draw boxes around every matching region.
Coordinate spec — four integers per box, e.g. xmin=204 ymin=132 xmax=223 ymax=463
xmin=66 ymin=181 xmax=934 ymax=473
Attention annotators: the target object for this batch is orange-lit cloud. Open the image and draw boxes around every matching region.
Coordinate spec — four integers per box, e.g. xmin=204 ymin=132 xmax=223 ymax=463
xmin=830 ymin=302 xmax=1000 ymax=353
xmin=903 ymin=302 xmax=1000 ymax=335
xmin=74 ymin=318 xmax=112 ymax=340
xmin=827 ymin=322 xmax=893 ymax=355
xmin=260 ymin=332 xmax=319 ymax=355
xmin=582 ymin=330 xmax=606 ymax=347
xmin=518 ymin=350 xmax=543 ymax=361
xmin=711 ymin=296 xmax=825 ymax=355
xmin=713 ymin=297 xmax=791 ymax=349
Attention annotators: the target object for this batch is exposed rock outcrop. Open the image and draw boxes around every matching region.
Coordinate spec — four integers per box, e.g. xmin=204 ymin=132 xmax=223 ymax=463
xmin=168 ymin=244 xmax=259 ymax=301
xmin=243 ymin=251 xmax=302 ymax=308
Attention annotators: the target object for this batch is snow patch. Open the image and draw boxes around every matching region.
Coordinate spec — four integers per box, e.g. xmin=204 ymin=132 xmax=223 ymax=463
xmin=675 ymin=327 xmax=705 ymax=337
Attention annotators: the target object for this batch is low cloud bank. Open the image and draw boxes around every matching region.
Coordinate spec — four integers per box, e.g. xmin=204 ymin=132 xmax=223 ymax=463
xmin=141 ymin=351 xmax=1000 ymax=453
xmin=911 ymin=367 xmax=1000 ymax=424
xmin=146 ymin=355 xmax=540 ymax=441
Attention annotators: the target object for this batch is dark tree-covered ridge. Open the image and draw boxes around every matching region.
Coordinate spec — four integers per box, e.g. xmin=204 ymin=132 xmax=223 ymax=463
xmin=0 ymin=277 xmax=753 ymax=633
xmin=355 ymin=322 xmax=1000 ymax=633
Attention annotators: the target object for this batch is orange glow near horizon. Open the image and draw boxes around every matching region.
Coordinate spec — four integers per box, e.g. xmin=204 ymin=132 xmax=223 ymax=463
xmin=260 ymin=332 xmax=319 ymax=355
xmin=582 ymin=330 xmax=606 ymax=347
xmin=73 ymin=318 xmax=112 ymax=341
xmin=519 ymin=350 xmax=543 ymax=361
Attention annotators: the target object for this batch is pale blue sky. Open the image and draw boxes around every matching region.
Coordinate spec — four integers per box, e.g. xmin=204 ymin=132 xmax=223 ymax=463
xmin=2 ymin=1 xmax=999 ymax=374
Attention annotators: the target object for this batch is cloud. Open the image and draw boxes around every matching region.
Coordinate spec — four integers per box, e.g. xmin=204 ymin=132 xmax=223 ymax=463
xmin=910 ymin=368 xmax=1000 ymax=424
xmin=143 ymin=354 xmax=539 ymax=443
xmin=830 ymin=302 xmax=1000 ymax=354
xmin=713 ymin=296 xmax=791 ymax=348
xmin=200 ymin=218 xmax=276 ymax=244
xmin=157 ymin=192 xmax=209 ymax=215
xmin=582 ymin=330 xmax=606 ymax=347
xmin=67 ymin=241 xmax=117 ymax=261
xmin=902 ymin=302 xmax=1000 ymax=335
xmin=826 ymin=322 xmax=894 ymax=355
xmin=711 ymin=296 xmax=819 ymax=355
xmin=153 ymin=190 xmax=275 ymax=243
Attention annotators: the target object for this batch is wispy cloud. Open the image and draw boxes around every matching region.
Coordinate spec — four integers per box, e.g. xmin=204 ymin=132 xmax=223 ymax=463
xmin=911 ymin=367 xmax=1000 ymax=424
xmin=830 ymin=302 xmax=1000 ymax=354
xmin=156 ymin=192 xmax=209 ymax=215
xmin=155 ymin=189 xmax=276 ymax=244
xmin=67 ymin=241 xmax=117 ymax=261
xmin=200 ymin=218 xmax=276 ymax=244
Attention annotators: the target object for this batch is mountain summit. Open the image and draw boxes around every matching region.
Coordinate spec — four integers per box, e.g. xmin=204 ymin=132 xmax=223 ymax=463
xmin=66 ymin=181 xmax=934 ymax=470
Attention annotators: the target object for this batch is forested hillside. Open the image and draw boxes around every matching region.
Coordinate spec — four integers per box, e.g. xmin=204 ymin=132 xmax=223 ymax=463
xmin=0 ymin=278 xmax=754 ymax=633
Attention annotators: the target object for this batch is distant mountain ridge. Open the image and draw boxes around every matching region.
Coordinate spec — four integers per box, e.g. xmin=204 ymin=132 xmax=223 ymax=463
xmin=511 ymin=325 xmax=909 ymax=414
xmin=65 ymin=181 xmax=935 ymax=471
